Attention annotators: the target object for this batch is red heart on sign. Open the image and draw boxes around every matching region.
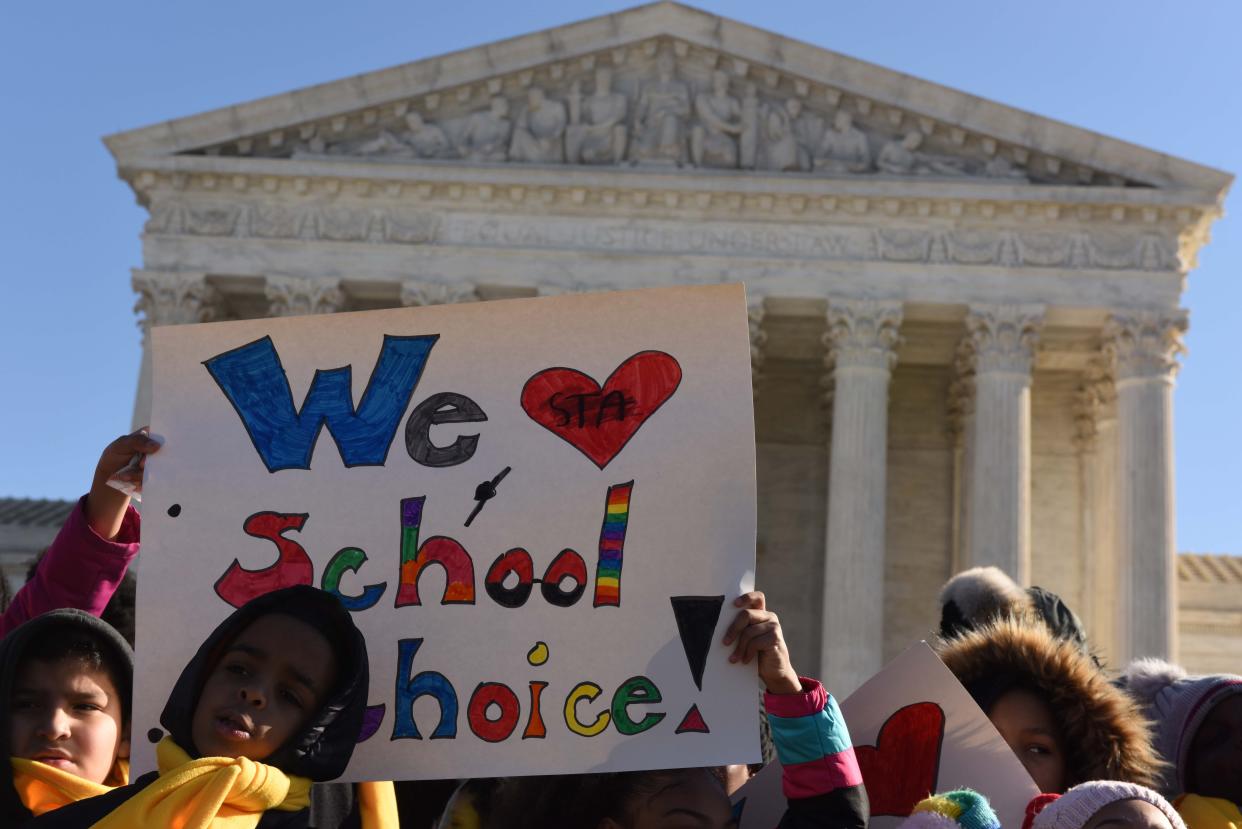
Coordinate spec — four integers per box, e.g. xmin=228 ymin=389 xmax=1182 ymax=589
xmin=520 ymin=351 xmax=682 ymax=469
xmin=855 ymin=702 xmax=946 ymax=816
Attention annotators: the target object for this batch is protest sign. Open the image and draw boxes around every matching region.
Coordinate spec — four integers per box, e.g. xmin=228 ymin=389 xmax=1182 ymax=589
xmin=731 ymin=642 xmax=1039 ymax=829
xmin=135 ymin=284 xmax=759 ymax=781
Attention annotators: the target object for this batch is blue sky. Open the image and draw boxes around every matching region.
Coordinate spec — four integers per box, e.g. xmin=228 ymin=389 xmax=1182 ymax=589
xmin=1 ymin=1 xmax=1238 ymax=553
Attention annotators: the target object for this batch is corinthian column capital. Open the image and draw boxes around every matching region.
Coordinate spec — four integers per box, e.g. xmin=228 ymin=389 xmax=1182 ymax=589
xmin=961 ymin=304 xmax=1045 ymax=375
xmin=823 ymin=299 xmax=903 ymax=372
xmin=401 ymin=279 xmax=479 ymax=307
xmin=131 ymin=269 xmax=221 ymax=331
xmin=1103 ymin=310 xmax=1188 ymax=382
xmin=265 ymin=275 xmax=345 ymax=317
xmin=1073 ymin=354 xmax=1117 ymax=452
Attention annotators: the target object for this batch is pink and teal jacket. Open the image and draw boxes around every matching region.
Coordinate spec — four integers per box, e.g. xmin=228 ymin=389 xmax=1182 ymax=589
xmin=766 ymin=677 xmax=869 ymax=829
xmin=0 ymin=495 xmax=140 ymax=639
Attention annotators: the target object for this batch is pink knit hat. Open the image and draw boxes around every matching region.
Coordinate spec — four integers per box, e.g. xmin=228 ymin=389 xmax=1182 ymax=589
xmin=1027 ymin=782 xmax=1185 ymax=829
xmin=1118 ymin=658 xmax=1242 ymax=795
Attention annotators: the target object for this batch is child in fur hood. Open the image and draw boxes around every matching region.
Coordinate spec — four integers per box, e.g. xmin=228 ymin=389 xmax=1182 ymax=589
xmin=935 ymin=567 xmax=1161 ymax=793
xmin=1118 ymin=659 xmax=1242 ymax=829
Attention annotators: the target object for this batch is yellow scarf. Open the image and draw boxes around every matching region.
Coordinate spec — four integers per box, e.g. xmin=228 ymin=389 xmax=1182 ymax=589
xmin=92 ymin=737 xmax=311 ymax=829
xmin=1177 ymin=794 xmax=1242 ymax=829
xmin=10 ymin=757 xmax=118 ymax=816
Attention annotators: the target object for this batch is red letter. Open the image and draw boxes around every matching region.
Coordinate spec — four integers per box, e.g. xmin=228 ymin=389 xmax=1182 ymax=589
xmin=468 ymin=682 xmax=520 ymax=743
xmin=215 ymin=511 xmax=314 ymax=608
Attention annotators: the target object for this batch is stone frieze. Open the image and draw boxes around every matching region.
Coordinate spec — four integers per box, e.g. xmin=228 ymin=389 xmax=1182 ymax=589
xmin=144 ymin=197 xmax=1180 ymax=272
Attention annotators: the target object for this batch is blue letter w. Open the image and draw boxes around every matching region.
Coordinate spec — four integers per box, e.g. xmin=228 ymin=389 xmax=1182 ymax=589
xmin=204 ymin=334 xmax=439 ymax=472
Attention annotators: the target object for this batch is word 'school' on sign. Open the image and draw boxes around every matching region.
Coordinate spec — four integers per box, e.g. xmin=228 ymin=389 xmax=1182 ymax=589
xmin=137 ymin=284 xmax=760 ymax=781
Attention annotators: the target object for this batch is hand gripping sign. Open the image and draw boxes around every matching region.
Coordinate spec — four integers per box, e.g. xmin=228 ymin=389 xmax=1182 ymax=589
xmin=731 ymin=643 xmax=1040 ymax=829
xmin=135 ymin=284 xmax=759 ymax=782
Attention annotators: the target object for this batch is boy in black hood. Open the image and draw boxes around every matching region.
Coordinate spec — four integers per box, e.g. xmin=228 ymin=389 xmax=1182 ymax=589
xmin=34 ymin=585 xmax=373 ymax=828
xmin=0 ymin=609 xmax=133 ymax=826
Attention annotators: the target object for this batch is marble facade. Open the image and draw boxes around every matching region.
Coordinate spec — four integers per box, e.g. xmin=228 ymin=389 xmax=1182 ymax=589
xmin=107 ymin=2 xmax=1233 ymax=691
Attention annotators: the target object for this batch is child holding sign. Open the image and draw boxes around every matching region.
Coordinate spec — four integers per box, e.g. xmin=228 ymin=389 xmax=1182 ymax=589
xmin=0 ymin=610 xmax=133 ymax=826
xmin=32 ymin=586 xmax=396 ymax=829
xmin=489 ymin=591 xmax=868 ymax=829
xmin=0 ymin=430 xmax=157 ymax=639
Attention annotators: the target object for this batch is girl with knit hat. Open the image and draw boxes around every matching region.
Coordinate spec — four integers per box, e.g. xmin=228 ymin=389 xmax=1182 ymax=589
xmin=1025 ymin=782 xmax=1186 ymax=829
xmin=1118 ymin=659 xmax=1242 ymax=829
xmin=935 ymin=618 xmax=1162 ymax=793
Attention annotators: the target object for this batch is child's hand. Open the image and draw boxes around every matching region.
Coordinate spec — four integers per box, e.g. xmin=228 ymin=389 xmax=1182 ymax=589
xmin=722 ymin=591 xmax=802 ymax=695
xmin=86 ymin=430 xmax=161 ymax=539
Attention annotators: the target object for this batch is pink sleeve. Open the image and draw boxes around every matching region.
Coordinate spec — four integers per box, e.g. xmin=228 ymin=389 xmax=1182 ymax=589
xmin=0 ymin=495 xmax=140 ymax=637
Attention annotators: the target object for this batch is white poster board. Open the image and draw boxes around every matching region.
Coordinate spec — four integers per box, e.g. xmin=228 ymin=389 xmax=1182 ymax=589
xmin=137 ymin=284 xmax=759 ymax=781
xmin=732 ymin=642 xmax=1038 ymax=829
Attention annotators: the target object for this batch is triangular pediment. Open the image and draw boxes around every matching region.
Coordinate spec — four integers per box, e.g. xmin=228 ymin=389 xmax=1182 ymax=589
xmin=105 ymin=2 xmax=1229 ymax=198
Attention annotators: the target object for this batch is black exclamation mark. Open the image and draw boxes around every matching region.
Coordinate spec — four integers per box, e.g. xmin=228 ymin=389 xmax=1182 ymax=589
xmin=670 ymin=595 xmax=724 ymax=734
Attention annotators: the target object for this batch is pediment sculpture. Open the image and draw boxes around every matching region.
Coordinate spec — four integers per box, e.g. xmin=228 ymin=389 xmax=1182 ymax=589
xmin=287 ymin=45 xmax=1036 ymax=182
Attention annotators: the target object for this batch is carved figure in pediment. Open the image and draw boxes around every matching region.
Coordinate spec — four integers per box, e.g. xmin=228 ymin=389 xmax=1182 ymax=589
xmin=565 ymin=68 xmax=628 ymax=164
xmin=691 ymin=70 xmax=745 ymax=168
xmin=630 ymin=50 xmax=692 ymax=165
xmin=814 ymin=111 xmax=872 ymax=173
xmin=787 ymin=99 xmax=823 ymax=172
xmin=877 ymin=130 xmax=967 ymax=177
xmin=403 ymin=113 xmax=455 ymax=159
xmin=459 ymin=97 xmax=512 ymax=162
xmin=757 ymin=97 xmax=805 ymax=172
xmin=984 ymin=154 xmax=1029 ymax=181
xmin=509 ymin=87 xmax=567 ymax=163
xmin=356 ymin=112 xmax=453 ymax=159
xmin=739 ymin=83 xmax=760 ymax=169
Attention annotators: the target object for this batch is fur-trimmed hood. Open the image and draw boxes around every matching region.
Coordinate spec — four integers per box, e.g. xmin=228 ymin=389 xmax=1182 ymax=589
xmin=936 ymin=618 xmax=1163 ymax=789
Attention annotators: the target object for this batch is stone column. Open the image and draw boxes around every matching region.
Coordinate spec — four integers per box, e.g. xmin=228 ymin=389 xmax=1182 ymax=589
xmin=131 ymin=269 xmax=222 ymax=427
xmin=1073 ymin=356 xmax=1119 ymax=661
xmin=1104 ymin=310 xmax=1187 ymax=662
xmin=264 ymin=274 xmax=345 ymax=316
xmin=748 ymin=294 xmax=767 ymax=399
xmin=821 ymin=299 xmax=902 ymax=695
xmin=958 ymin=304 xmax=1044 ymax=585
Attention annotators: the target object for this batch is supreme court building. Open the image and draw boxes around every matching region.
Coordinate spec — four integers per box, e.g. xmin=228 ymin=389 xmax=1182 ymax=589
xmin=104 ymin=3 xmax=1234 ymax=692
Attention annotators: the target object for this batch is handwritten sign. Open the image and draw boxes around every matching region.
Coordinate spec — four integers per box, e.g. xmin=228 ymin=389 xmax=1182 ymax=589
xmin=135 ymin=285 xmax=759 ymax=781
xmin=732 ymin=642 xmax=1038 ymax=828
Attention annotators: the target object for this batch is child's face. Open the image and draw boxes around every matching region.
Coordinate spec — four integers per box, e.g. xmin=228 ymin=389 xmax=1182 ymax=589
xmin=9 ymin=658 xmax=128 ymax=785
xmin=601 ymin=769 xmax=737 ymax=829
xmin=190 ymin=613 xmax=337 ymax=762
xmin=1188 ymin=693 xmax=1242 ymax=806
xmin=988 ymin=687 xmax=1068 ymax=793
xmin=1083 ymin=799 xmax=1175 ymax=829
